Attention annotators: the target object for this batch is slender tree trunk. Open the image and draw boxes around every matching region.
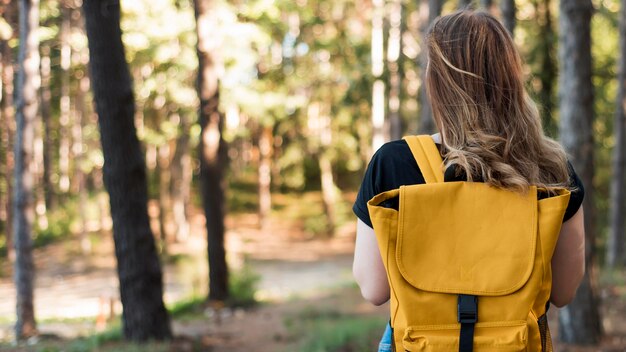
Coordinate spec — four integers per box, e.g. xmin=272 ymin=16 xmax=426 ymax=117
xmin=418 ymin=0 xmax=441 ymax=134
xmin=83 ymin=0 xmax=172 ymax=340
xmin=33 ymin=48 xmax=47 ymax=231
xmin=501 ymin=0 xmax=516 ymax=36
xmin=157 ymin=143 xmax=173 ymax=246
xmin=1 ymin=0 xmax=16 ymax=262
xmin=170 ymin=113 xmax=191 ymax=242
xmin=557 ymin=0 xmax=602 ymax=344
xmin=39 ymin=44 xmax=54 ymax=213
xmin=258 ymin=125 xmax=272 ymax=229
xmin=372 ymin=0 xmax=386 ymax=150
xmin=607 ymin=0 xmax=626 ymax=269
xmin=194 ymin=0 xmax=229 ymax=302
xmin=74 ymin=72 xmax=90 ymax=253
xmin=319 ymin=150 xmax=337 ymax=236
xmin=59 ymin=3 xmax=71 ymax=195
xmin=387 ymin=0 xmax=404 ymax=140
xmin=13 ymin=0 xmax=40 ymax=339
xmin=535 ymin=0 xmax=558 ymax=136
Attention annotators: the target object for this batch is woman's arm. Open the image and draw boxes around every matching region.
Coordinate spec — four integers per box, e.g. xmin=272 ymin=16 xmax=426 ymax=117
xmin=353 ymin=219 xmax=390 ymax=305
xmin=550 ymin=206 xmax=585 ymax=307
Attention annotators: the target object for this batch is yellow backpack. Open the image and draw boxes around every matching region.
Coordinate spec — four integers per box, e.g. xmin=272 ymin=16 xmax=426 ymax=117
xmin=367 ymin=135 xmax=571 ymax=352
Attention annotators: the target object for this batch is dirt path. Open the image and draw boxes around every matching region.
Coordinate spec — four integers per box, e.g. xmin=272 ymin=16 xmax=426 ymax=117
xmin=0 ymin=212 xmax=362 ymax=342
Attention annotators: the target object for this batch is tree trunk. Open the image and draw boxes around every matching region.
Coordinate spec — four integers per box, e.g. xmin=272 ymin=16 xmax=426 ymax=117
xmin=39 ymin=44 xmax=54 ymax=213
xmin=13 ymin=0 xmax=40 ymax=339
xmin=33 ymin=47 xmax=47 ymax=231
xmin=59 ymin=2 xmax=71 ymax=195
xmin=170 ymin=113 xmax=191 ymax=242
xmin=557 ymin=0 xmax=602 ymax=344
xmin=372 ymin=0 xmax=386 ymax=150
xmin=500 ymin=0 xmax=516 ymax=36
xmin=319 ymin=151 xmax=337 ymax=236
xmin=387 ymin=0 xmax=404 ymax=140
xmin=74 ymin=72 xmax=90 ymax=253
xmin=607 ymin=0 xmax=626 ymax=269
xmin=418 ymin=0 xmax=442 ymax=134
xmin=258 ymin=125 xmax=272 ymax=229
xmin=1 ymin=0 xmax=16 ymax=263
xmin=82 ymin=0 xmax=171 ymax=340
xmin=194 ymin=0 xmax=229 ymax=302
xmin=535 ymin=0 xmax=558 ymax=136
xmin=157 ymin=143 xmax=173 ymax=247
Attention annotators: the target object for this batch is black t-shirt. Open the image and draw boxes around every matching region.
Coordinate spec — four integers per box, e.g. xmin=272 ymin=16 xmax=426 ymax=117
xmin=353 ymin=139 xmax=585 ymax=228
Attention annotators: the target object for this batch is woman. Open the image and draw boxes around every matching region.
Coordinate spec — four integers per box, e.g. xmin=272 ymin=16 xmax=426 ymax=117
xmin=352 ymin=10 xmax=585 ymax=351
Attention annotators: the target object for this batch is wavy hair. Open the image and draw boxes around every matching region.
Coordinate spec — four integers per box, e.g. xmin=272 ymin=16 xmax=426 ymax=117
xmin=425 ymin=10 xmax=571 ymax=192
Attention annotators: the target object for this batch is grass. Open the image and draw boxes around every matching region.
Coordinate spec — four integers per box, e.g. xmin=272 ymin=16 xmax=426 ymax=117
xmin=285 ymin=306 xmax=385 ymax=352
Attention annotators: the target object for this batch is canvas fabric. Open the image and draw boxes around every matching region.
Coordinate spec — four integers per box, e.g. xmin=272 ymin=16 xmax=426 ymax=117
xmin=366 ymin=135 xmax=571 ymax=351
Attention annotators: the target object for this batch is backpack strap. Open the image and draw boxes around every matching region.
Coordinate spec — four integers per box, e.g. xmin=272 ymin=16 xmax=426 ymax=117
xmin=404 ymin=135 xmax=444 ymax=184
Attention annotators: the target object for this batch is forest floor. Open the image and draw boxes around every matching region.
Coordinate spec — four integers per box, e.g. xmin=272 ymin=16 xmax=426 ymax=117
xmin=0 ymin=192 xmax=625 ymax=351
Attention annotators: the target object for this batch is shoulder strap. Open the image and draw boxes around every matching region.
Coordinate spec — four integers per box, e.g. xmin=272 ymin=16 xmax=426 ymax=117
xmin=403 ymin=135 xmax=444 ymax=184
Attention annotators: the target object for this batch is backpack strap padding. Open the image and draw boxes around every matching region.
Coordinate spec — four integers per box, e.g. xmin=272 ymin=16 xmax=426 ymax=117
xmin=404 ymin=135 xmax=444 ymax=184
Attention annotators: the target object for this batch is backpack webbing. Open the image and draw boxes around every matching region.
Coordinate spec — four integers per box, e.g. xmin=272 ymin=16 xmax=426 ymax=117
xmin=403 ymin=135 xmax=444 ymax=184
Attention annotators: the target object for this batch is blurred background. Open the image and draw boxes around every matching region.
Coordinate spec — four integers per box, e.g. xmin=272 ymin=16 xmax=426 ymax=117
xmin=0 ymin=0 xmax=625 ymax=351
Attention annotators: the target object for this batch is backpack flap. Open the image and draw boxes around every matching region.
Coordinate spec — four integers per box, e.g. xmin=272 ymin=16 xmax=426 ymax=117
xmin=396 ymin=182 xmax=538 ymax=296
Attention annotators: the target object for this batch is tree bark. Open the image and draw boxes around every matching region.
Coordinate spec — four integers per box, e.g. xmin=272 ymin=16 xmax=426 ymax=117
xmin=13 ymin=0 xmax=39 ymax=339
xmin=0 ymin=0 xmax=16 ymax=262
xmin=500 ymin=0 xmax=516 ymax=36
xmin=82 ymin=0 xmax=171 ymax=340
xmin=557 ymin=0 xmax=602 ymax=344
xmin=194 ymin=0 xmax=229 ymax=302
xmin=418 ymin=0 xmax=442 ymax=134
xmin=607 ymin=0 xmax=626 ymax=269
xmin=535 ymin=0 xmax=558 ymax=136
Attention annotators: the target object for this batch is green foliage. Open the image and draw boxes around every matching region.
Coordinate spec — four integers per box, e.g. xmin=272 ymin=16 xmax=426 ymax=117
xmin=34 ymin=207 xmax=75 ymax=248
xmin=168 ymin=295 xmax=205 ymax=319
xmin=227 ymin=262 xmax=262 ymax=308
xmin=285 ymin=307 xmax=385 ymax=352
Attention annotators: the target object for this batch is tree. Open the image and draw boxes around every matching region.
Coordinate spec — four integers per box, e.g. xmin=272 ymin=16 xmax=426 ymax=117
xmin=388 ymin=0 xmax=404 ymax=140
xmin=194 ymin=0 xmax=229 ymax=302
xmin=82 ymin=0 xmax=171 ymax=341
xmin=418 ymin=0 xmax=442 ymax=134
xmin=532 ymin=0 xmax=558 ymax=136
xmin=13 ymin=0 xmax=39 ymax=339
xmin=1 ymin=0 xmax=17 ymax=263
xmin=372 ymin=0 xmax=385 ymax=150
xmin=607 ymin=0 xmax=626 ymax=269
xmin=501 ymin=0 xmax=516 ymax=35
xmin=557 ymin=0 xmax=602 ymax=344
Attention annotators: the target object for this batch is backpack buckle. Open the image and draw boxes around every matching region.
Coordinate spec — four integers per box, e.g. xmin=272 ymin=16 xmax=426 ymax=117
xmin=457 ymin=295 xmax=478 ymax=324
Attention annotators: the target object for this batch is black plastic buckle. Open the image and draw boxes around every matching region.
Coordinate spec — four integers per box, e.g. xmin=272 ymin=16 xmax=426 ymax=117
xmin=458 ymin=295 xmax=478 ymax=324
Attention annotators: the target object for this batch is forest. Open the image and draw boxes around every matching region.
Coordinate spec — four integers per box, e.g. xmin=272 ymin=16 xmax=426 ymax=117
xmin=0 ymin=0 xmax=625 ymax=351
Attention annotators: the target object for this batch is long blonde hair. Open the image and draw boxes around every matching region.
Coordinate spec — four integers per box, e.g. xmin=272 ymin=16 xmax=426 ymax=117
xmin=425 ymin=10 xmax=570 ymax=192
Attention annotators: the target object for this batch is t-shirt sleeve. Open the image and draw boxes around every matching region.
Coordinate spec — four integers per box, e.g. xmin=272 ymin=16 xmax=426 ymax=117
xmin=352 ymin=140 xmax=425 ymax=228
xmin=352 ymin=148 xmax=384 ymax=228
xmin=563 ymin=160 xmax=585 ymax=222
